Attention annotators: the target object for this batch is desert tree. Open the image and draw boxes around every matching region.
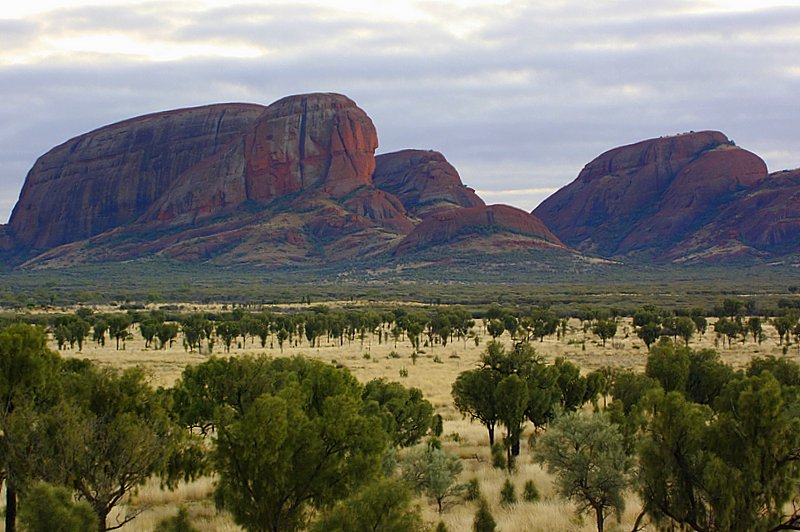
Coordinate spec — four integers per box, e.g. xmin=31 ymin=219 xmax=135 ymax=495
xmin=452 ymin=367 xmax=500 ymax=446
xmin=55 ymin=364 xmax=204 ymax=531
xmin=674 ymin=316 xmax=696 ymax=346
xmin=157 ymin=322 xmax=179 ymax=349
xmin=362 ymin=378 xmax=434 ymax=448
xmin=645 ymin=339 xmax=689 ymax=393
xmin=0 ymin=324 xmax=61 ymax=532
xmin=535 ymin=411 xmax=630 ymax=532
xmin=105 ymin=314 xmax=131 ymax=350
xmin=486 ymin=319 xmax=505 ymax=339
xmin=592 ymin=318 xmax=617 ymax=347
xmin=203 ymin=356 xmax=388 ymax=532
xmin=495 ymin=374 xmax=528 ymax=470
xmin=401 ymin=441 xmax=464 ymax=514
xmin=309 ymin=477 xmax=423 ymax=532
xmin=638 ymin=373 xmax=800 ymax=531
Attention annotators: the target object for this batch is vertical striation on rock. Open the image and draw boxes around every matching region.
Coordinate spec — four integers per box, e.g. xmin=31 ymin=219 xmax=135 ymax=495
xmin=144 ymin=93 xmax=380 ymax=225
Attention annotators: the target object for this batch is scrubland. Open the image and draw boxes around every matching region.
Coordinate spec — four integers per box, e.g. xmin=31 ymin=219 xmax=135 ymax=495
xmin=39 ymin=309 xmax=796 ymax=532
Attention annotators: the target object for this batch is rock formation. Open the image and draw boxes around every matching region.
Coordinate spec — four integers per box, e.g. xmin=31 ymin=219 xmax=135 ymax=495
xmin=533 ymin=131 xmax=778 ymax=261
xmin=395 ymin=204 xmax=564 ymax=255
xmin=11 ymin=98 xmax=795 ymax=270
xmin=8 ymin=103 xmax=266 ymax=250
xmin=373 ymin=150 xmax=485 ymax=217
xmin=4 ymin=93 xmax=564 ymax=269
xmin=143 ymin=93 xmax=380 ymax=226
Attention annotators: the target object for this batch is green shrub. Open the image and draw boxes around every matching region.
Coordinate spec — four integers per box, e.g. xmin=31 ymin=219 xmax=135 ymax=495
xmin=491 ymin=443 xmax=506 ymax=470
xmin=500 ymin=478 xmax=516 ymax=506
xmin=465 ymin=478 xmax=481 ymax=501
xmin=155 ymin=507 xmax=199 ymax=532
xmin=523 ymin=480 xmax=539 ymax=502
xmin=19 ymin=481 xmax=98 ymax=532
xmin=473 ymin=498 xmax=496 ymax=532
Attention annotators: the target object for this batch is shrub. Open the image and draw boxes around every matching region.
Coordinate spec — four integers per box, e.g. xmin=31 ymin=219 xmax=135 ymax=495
xmin=19 ymin=481 xmax=98 ymax=532
xmin=491 ymin=443 xmax=506 ymax=469
xmin=155 ymin=507 xmax=199 ymax=532
xmin=500 ymin=478 xmax=517 ymax=506
xmin=523 ymin=480 xmax=539 ymax=502
xmin=465 ymin=478 xmax=481 ymax=501
xmin=473 ymin=498 xmax=497 ymax=532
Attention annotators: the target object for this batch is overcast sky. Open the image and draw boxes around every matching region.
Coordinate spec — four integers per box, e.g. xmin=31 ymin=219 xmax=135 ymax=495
xmin=2 ymin=0 xmax=799 ymax=223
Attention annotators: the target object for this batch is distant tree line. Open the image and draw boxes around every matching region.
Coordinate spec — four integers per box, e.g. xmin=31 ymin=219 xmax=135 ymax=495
xmin=4 ymin=296 xmax=800 ymax=358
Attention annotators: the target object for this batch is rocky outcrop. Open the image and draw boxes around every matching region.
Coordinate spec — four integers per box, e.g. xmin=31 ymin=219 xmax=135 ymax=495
xmin=534 ymin=131 xmax=771 ymax=260
xmin=395 ymin=204 xmax=564 ymax=255
xmin=8 ymin=93 xmax=566 ymax=269
xmin=19 ymin=98 xmax=798 ymax=270
xmin=733 ymin=169 xmax=800 ymax=253
xmin=8 ymin=103 xmax=266 ymax=250
xmin=373 ymin=150 xmax=484 ymax=217
xmin=145 ymin=93 xmax=379 ymax=225
xmin=666 ymin=168 xmax=800 ymax=261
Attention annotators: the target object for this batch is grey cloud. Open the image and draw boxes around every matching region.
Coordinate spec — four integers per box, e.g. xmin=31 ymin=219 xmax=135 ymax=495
xmin=37 ymin=4 xmax=178 ymax=35
xmin=0 ymin=19 xmax=40 ymax=51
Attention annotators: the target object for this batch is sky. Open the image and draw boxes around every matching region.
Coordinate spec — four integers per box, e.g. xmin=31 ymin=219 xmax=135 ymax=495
xmin=1 ymin=0 xmax=799 ymax=223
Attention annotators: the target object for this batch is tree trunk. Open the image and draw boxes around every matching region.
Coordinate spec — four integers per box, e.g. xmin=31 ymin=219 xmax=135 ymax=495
xmin=96 ymin=506 xmax=109 ymax=532
xmin=595 ymin=505 xmax=604 ymax=532
xmin=6 ymin=470 xmax=16 ymax=532
xmin=488 ymin=425 xmax=495 ymax=447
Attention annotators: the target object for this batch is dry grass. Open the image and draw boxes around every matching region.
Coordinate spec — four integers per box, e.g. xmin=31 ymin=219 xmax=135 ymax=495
xmin=46 ymin=314 xmax=799 ymax=531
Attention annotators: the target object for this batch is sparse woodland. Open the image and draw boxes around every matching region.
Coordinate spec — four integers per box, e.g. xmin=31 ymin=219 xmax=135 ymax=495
xmin=0 ymin=297 xmax=799 ymax=531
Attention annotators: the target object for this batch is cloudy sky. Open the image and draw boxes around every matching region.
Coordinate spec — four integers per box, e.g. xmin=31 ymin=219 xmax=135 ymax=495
xmin=1 ymin=0 xmax=799 ymax=223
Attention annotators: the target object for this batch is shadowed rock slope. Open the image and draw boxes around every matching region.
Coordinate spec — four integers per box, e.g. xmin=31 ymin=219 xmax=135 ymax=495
xmin=2 ymin=93 xmax=565 ymax=269
xmin=534 ymin=131 xmax=800 ymax=262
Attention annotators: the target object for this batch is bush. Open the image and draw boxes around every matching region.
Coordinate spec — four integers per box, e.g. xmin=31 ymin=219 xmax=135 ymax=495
xmin=500 ymin=478 xmax=517 ymax=506
xmin=19 ymin=481 xmax=98 ymax=532
xmin=523 ymin=480 xmax=539 ymax=502
xmin=473 ymin=498 xmax=497 ymax=532
xmin=155 ymin=507 xmax=199 ymax=532
xmin=491 ymin=443 xmax=506 ymax=469
xmin=465 ymin=478 xmax=481 ymax=501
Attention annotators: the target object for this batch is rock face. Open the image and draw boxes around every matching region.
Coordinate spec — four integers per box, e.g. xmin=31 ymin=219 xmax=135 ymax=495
xmin=0 ymin=225 xmax=12 ymax=252
xmin=534 ymin=131 xmax=775 ymax=260
xmin=395 ymin=204 xmax=564 ymax=255
xmin=5 ymin=93 xmax=565 ymax=269
xmin=8 ymin=104 xmax=266 ymax=249
xmin=144 ymin=93 xmax=379 ymax=225
xmin=668 ymin=168 xmax=800 ymax=261
xmin=373 ymin=150 xmax=485 ymax=217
